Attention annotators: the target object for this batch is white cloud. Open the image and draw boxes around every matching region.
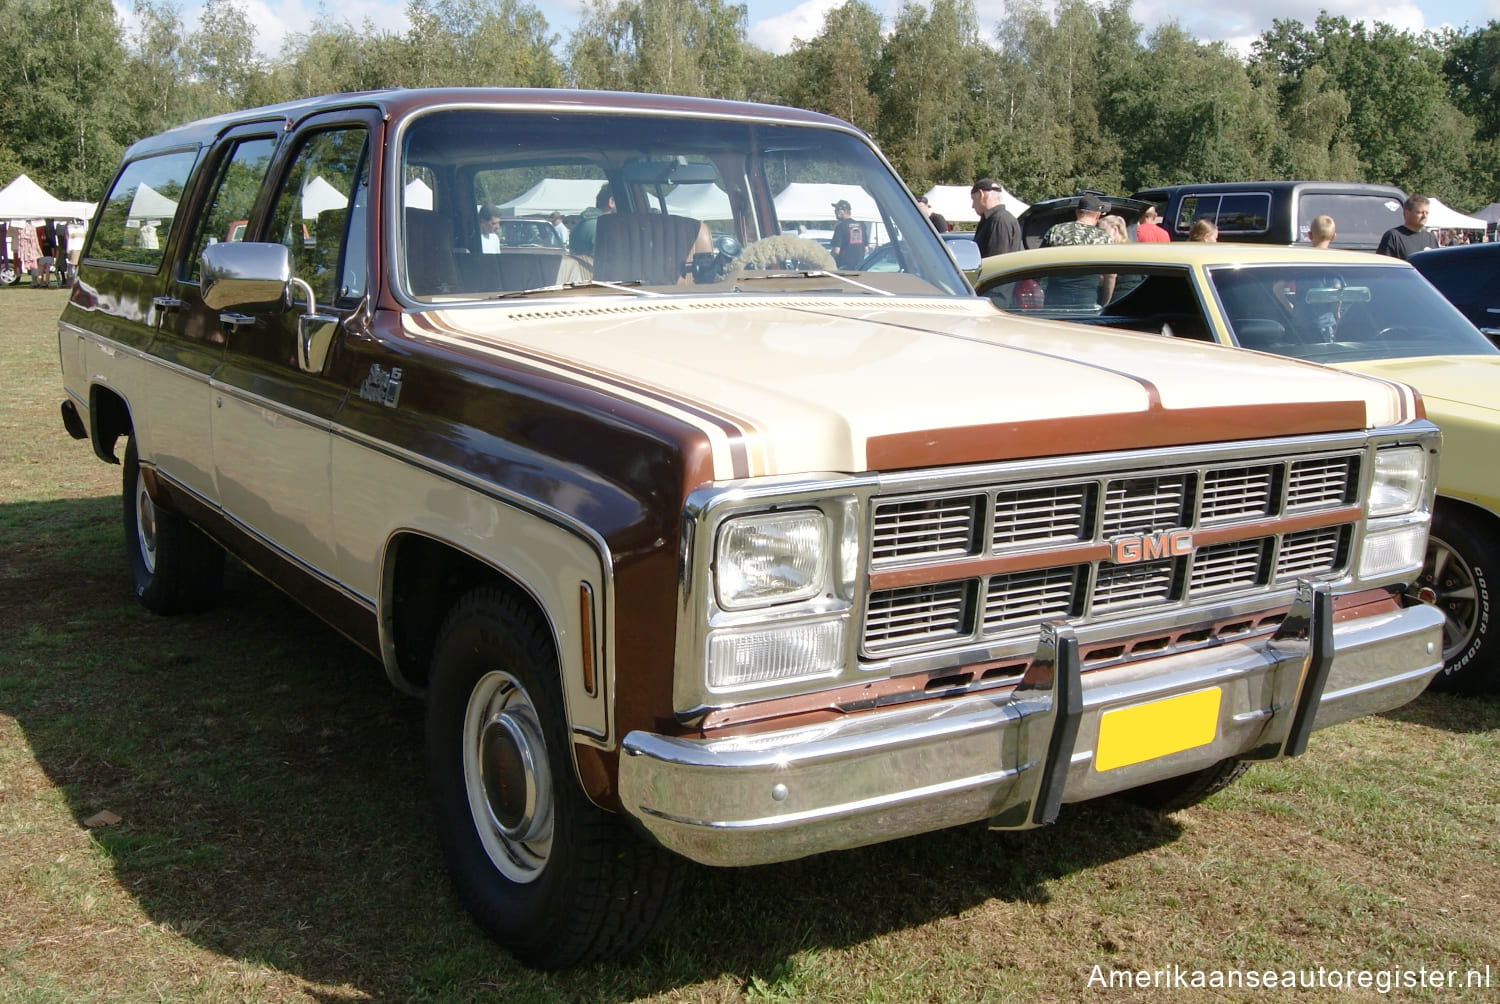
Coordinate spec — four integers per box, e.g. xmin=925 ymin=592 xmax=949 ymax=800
xmin=749 ymin=0 xmax=844 ymax=53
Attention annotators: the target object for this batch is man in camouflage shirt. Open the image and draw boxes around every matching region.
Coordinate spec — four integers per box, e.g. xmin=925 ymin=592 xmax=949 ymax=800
xmin=1041 ymin=193 xmax=1112 ymax=248
xmin=1040 ymin=194 xmax=1115 ymax=306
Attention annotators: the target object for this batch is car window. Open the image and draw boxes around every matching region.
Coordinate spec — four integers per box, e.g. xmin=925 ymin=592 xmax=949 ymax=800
xmin=1297 ymin=193 xmax=1404 ymax=247
xmin=89 ymin=150 xmax=199 ymax=268
xmin=981 ymin=267 xmax=1133 ymax=315
xmin=1176 ymin=195 xmax=1215 ymax=234
xmin=397 ymin=109 xmax=962 ymax=300
xmin=1215 ymin=193 xmax=1270 ymax=235
xmin=183 ymin=136 xmax=277 ymax=283
xmin=979 ymin=266 xmax=1208 ymax=339
xmin=267 ymin=127 xmax=370 ymax=307
xmin=1207 ymin=263 xmax=1497 ymax=362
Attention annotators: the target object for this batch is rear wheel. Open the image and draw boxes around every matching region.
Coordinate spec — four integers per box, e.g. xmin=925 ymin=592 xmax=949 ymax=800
xmin=1124 ymin=758 xmax=1249 ymax=813
xmin=1419 ymin=505 xmax=1499 ymax=694
xmin=122 ymin=438 xmax=224 ymax=614
xmin=425 ymin=587 xmax=683 ymax=969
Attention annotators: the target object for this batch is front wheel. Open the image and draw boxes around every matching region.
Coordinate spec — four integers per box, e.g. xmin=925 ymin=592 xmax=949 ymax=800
xmin=425 ymin=587 xmax=683 ymax=969
xmin=1123 ymin=759 xmax=1249 ymax=813
xmin=122 ymin=438 xmax=224 ymax=614
xmin=1419 ymin=505 xmax=1499 ymax=694
xmin=0 ymin=262 xmax=16 ymax=285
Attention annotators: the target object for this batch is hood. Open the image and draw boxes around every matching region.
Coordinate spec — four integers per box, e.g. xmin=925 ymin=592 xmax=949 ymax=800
xmin=1338 ymin=355 xmax=1500 ymax=416
xmin=411 ymin=297 xmax=1415 ymax=480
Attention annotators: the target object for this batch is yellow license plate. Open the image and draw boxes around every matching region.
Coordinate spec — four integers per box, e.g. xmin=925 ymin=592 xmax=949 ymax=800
xmin=1094 ymin=688 xmax=1222 ymax=772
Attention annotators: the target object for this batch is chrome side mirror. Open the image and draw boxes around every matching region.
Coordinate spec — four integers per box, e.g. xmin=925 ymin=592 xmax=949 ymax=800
xmin=200 ymin=241 xmax=339 ymax=374
xmin=947 ymin=238 xmax=981 ymax=274
xmin=200 ymin=241 xmax=294 ymax=310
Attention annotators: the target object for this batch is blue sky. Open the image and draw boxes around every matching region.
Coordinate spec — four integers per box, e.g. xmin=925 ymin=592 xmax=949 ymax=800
xmin=125 ymin=0 xmax=1498 ymax=62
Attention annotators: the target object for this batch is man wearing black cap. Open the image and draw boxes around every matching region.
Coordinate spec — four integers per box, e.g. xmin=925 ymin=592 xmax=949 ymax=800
xmin=1041 ymin=194 xmax=1115 ymax=306
xmin=1041 ymin=194 xmax=1112 ymax=248
xmin=971 ymin=179 xmax=1021 ymax=257
xmin=829 ymin=199 xmax=868 ymax=269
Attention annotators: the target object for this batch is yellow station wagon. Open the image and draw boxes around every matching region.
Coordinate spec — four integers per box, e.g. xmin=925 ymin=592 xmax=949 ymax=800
xmin=975 ymin=242 xmax=1500 ymax=693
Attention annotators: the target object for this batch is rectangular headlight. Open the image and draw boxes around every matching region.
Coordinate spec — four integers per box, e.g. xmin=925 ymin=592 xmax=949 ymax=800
xmin=1368 ymin=446 xmax=1426 ymax=517
xmin=715 ymin=510 xmax=826 ymax=610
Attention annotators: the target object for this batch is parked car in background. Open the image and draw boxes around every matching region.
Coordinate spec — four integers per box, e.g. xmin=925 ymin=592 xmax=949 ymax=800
xmin=1129 ymin=181 xmax=1407 ymax=251
xmin=1410 ymin=242 xmax=1500 ymax=343
xmin=500 ymin=217 xmax=565 ymax=248
xmin=975 ymin=242 xmax=1500 ymax=694
xmin=861 ymin=231 xmax=978 ymax=273
xmin=1016 ymin=193 xmax=1153 ymax=248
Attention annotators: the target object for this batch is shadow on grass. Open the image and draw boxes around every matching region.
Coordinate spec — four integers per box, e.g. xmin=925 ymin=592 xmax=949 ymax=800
xmin=1 ymin=495 xmax=1184 ymax=1001
xmin=1380 ymin=688 xmax=1500 ymax=734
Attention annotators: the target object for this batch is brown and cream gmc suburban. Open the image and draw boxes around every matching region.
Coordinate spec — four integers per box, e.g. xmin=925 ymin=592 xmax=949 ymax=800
xmin=58 ymin=88 xmax=1445 ymax=968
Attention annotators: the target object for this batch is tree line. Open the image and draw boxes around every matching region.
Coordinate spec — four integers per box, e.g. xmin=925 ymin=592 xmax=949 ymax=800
xmin=3 ymin=0 xmax=1499 ymax=212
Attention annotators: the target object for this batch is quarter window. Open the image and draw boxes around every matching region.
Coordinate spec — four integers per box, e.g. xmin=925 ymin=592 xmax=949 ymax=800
xmin=90 ymin=150 xmax=199 ymax=268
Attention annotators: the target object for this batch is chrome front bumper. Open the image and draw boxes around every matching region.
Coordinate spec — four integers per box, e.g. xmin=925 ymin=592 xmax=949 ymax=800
xmin=618 ymin=586 xmax=1444 ymax=867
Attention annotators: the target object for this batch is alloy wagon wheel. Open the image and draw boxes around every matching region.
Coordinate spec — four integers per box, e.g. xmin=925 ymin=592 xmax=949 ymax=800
xmin=1422 ymin=535 xmax=1478 ymax=662
xmin=463 ymin=670 xmax=555 ymax=883
xmin=134 ymin=471 xmax=159 ymax=575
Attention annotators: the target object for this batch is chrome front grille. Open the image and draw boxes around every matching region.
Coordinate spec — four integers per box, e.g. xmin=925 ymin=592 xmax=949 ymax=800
xmin=991 ymin=484 xmax=1093 ymax=549
xmin=863 ymin=448 xmax=1363 ymax=658
xmin=1287 ymin=456 xmax=1357 ymax=509
xmin=871 ymin=495 xmax=980 ymax=562
xmin=983 ymin=566 xmax=1083 ymax=632
xmin=1277 ymin=527 xmax=1348 ymax=579
xmin=1102 ymin=474 xmax=1191 ymax=535
xmin=864 ymin=581 xmax=970 ymax=649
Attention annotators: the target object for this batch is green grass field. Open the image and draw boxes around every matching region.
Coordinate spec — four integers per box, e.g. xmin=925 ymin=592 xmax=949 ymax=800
xmin=2 ymin=285 xmax=1498 ymax=1002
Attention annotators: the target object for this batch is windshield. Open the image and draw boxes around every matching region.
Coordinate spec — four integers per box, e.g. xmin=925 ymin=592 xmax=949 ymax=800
xmin=1207 ymin=263 xmax=1496 ymax=363
xmin=396 ymin=108 xmax=965 ymax=302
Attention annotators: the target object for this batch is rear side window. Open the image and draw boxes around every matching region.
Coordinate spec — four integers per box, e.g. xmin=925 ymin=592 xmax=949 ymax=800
xmin=1176 ymin=193 xmax=1269 ymax=235
xmin=90 ymin=150 xmax=199 ymax=267
xmin=1298 ymin=194 xmax=1404 ymax=247
xmin=1215 ymin=194 xmax=1270 ymax=234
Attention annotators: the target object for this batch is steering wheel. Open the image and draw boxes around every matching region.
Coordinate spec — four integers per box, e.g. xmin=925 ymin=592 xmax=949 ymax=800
xmin=728 ymin=236 xmax=837 ymax=276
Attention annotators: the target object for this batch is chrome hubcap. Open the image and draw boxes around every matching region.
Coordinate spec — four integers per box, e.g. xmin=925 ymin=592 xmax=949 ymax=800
xmin=134 ymin=472 xmax=158 ymax=574
xmin=463 ymin=671 xmax=553 ymax=882
xmin=1419 ymin=535 xmax=1478 ymax=662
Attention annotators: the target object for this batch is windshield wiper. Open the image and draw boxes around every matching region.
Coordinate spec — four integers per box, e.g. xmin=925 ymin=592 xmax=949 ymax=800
xmin=731 ymin=270 xmax=894 ymax=296
xmin=491 ymin=280 xmax=660 ymax=300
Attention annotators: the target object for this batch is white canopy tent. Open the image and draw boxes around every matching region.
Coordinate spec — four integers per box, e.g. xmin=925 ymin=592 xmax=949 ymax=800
xmin=0 ymin=173 xmax=94 ymax=221
xmin=922 ymin=184 xmax=1027 ymax=224
xmin=127 ymin=183 xmax=178 ymax=222
xmin=772 ymin=183 xmax=887 ymax=244
xmin=498 ymin=178 xmax=610 ymax=217
xmin=1424 ymin=197 xmax=1488 ymax=230
xmin=664 ymin=184 xmax=732 ymax=220
xmin=301 ymin=175 xmax=348 ymax=219
xmin=404 ymin=177 xmax=433 ymax=210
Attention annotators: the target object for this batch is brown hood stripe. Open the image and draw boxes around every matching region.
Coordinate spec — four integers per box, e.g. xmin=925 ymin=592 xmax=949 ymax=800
xmin=867 ymin=399 xmax=1368 ymax=471
xmin=405 ymin=311 xmax=756 ymax=478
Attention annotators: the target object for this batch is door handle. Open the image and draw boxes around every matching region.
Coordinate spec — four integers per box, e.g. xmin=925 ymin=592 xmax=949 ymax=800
xmin=219 ymin=312 xmax=256 ymax=328
xmin=151 ymin=296 xmax=183 ymax=328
